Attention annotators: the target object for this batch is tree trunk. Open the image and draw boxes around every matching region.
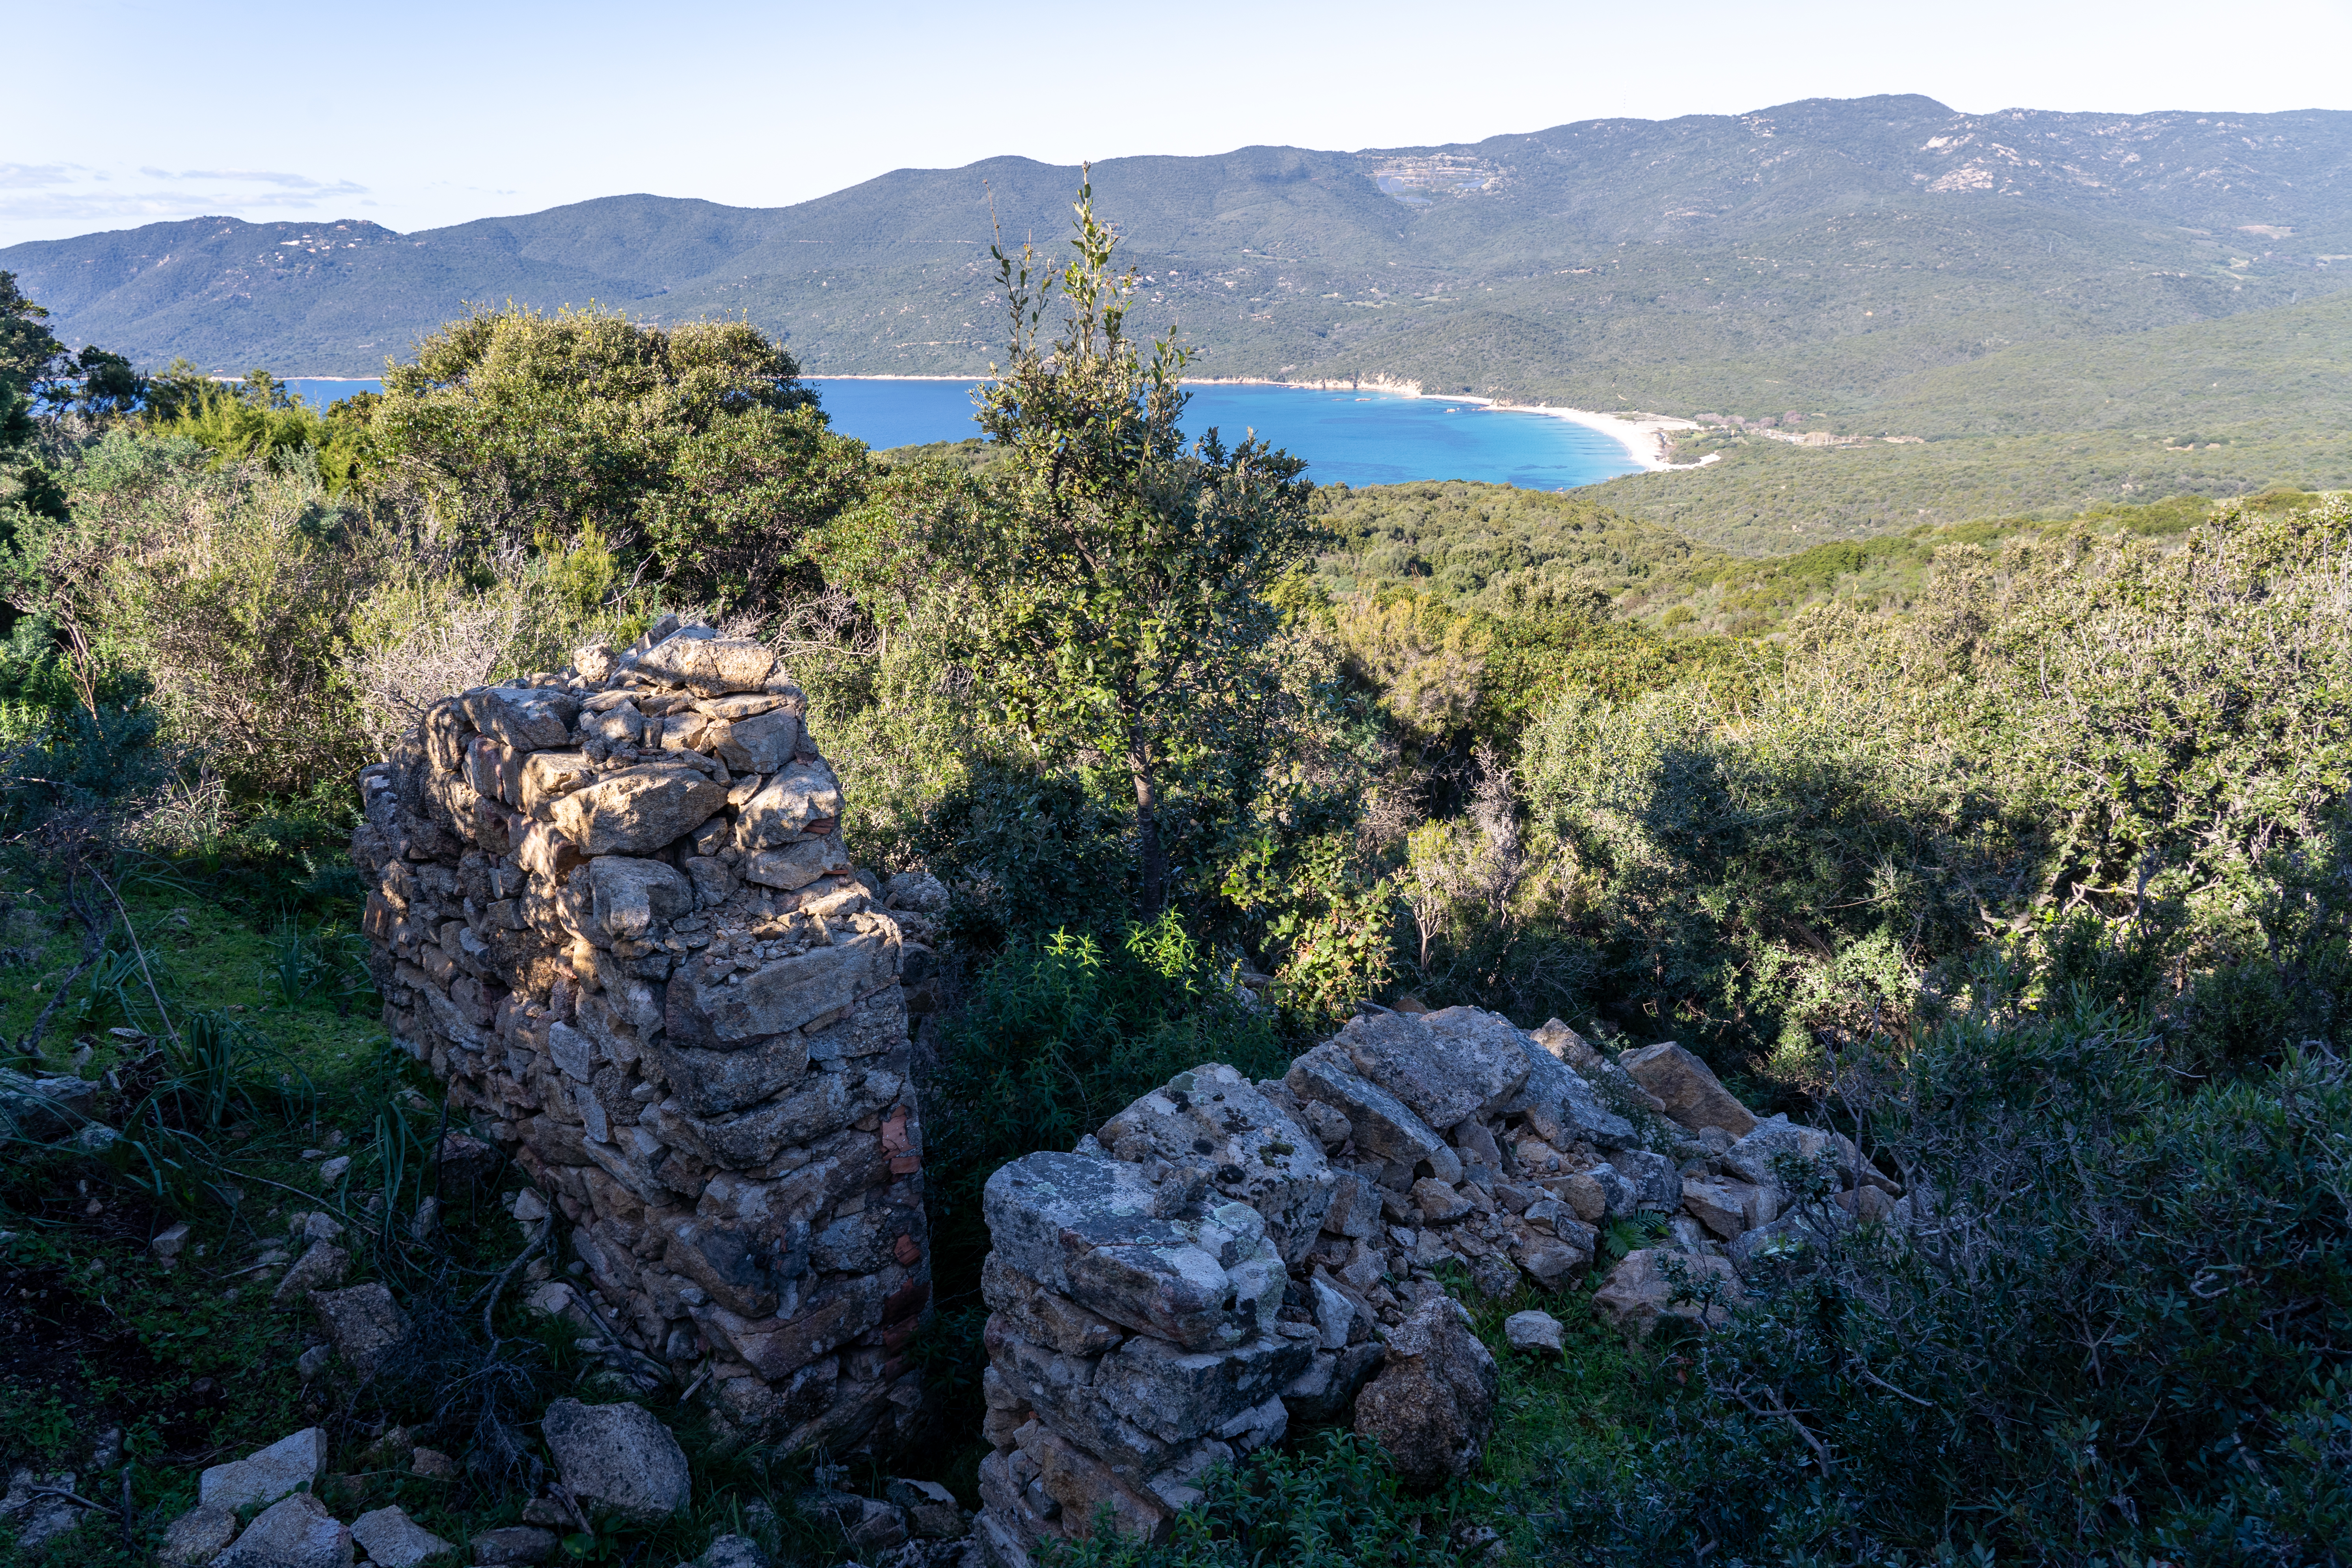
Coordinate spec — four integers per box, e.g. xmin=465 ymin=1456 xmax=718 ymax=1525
xmin=1128 ymin=721 xmax=1167 ymax=912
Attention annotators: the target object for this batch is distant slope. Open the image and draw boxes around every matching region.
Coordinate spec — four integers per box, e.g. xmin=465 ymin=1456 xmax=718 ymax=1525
xmin=1314 ymin=480 xmax=2315 ymax=638
xmin=1311 ymin=482 xmax=1734 ymax=607
xmin=7 ymin=94 xmax=2351 ymax=546
xmin=11 ymin=96 xmax=2350 ymax=395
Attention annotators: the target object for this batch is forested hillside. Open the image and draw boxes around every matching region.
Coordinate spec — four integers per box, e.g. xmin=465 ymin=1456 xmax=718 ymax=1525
xmin=10 ymin=95 xmax=2348 ymax=538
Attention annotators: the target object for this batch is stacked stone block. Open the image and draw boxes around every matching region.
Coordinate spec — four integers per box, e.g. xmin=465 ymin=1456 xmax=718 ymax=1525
xmin=970 ymin=1006 xmax=1634 ymax=1561
xmin=354 ymin=616 xmax=934 ymax=1454
xmin=972 ymin=1004 xmax=1904 ymax=1562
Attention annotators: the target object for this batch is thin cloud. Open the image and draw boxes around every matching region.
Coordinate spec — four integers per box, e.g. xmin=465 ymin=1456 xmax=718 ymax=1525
xmin=0 ymin=184 xmax=373 ymax=230
xmin=0 ymin=164 xmax=82 ymax=189
xmin=137 ymin=167 xmax=369 ymax=194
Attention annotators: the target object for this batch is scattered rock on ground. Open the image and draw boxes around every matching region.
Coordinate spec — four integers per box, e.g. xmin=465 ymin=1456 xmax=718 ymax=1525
xmin=272 ymin=1241 xmax=350 ymax=1307
xmin=199 ymin=1428 xmax=328 ymax=1514
xmin=436 ymin=1131 xmax=500 ymax=1187
xmin=1593 ymin=1248 xmax=1744 ymax=1333
xmin=161 ymin=1501 xmax=243 ymax=1566
xmin=804 ymin=1488 xmax=909 ymax=1554
xmin=410 ymin=1447 xmax=458 ymax=1478
xmin=1352 ymin=1299 xmax=1499 ymax=1489
xmin=214 ymin=1491 xmax=353 ymax=1568
xmin=693 ymin=1534 xmax=771 ymax=1568
xmin=311 ymin=1283 xmax=414 ymax=1375
xmin=869 ymin=1544 xmax=985 ymax=1568
xmin=350 ymin=1505 xmax=455 ymax=1568
xmin=1618 ymin=1042 xmax=1757 ymax=1137
xmin=468 ymin=1524 xmax=559 ymax=1565
xmin=1503 ymin=1309 xmax=1565 ymax=1354
xmin=542 ymin=1399 xmax=691 ymax=1523
xmin=1 ymin=1465 xmax=90 ymax=1554
xmin=886 ymin=1477 xmax=968 ymax=1539
xmin=0 ymin=1069 xmax=96 ymax=1138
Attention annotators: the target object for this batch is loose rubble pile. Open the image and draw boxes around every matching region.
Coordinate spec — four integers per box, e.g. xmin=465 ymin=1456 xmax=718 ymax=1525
xmin=354 ymin=617 xmax=939 ymax=1451
xmin=153 ymin=1410 xmax=981 ymax=1567
xmin=970 ymin=1005 xmax=1905 ymax=1563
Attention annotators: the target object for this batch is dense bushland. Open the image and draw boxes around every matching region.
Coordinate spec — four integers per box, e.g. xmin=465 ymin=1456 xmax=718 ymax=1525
xmin=0 ymin=191 xmax=2347 ymax=1568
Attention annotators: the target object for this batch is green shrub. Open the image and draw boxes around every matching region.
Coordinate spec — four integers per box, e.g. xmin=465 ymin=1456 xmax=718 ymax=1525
xmin=913 ymin=758 xmax=1138 ymax=946
xmin=923 ymin=912 xmax=1287 ymax=1311
xmin=1524 ymin=979 xmax=2352 ymax=1564
xmin=145 ymin=367 xmax=375 ymax=492
xmin=1515 ymin=676 xmax=2017 ymax=1083
xmin=1053 ymin=1432 xmax=1469 ymax=1567
xmin=0 ymin=614 xmax=166 ymax=833
xmin=23 ymin=432 xmax=380 ymax=800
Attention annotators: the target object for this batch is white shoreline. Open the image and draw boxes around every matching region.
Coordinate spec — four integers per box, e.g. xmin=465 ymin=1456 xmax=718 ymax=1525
xmin=1176 ymin=375 xmax=1703 ymax=474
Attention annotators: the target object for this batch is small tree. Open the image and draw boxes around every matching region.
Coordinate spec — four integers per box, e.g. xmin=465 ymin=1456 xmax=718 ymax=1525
xmin=373 ymin=305 xmax=862 ymax=611
xmin=936 ymin=174 xmax=1316 ymax=909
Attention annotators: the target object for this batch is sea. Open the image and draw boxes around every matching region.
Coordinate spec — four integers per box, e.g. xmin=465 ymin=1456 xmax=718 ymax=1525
xmin=276 ymin=377 xmax=1641 ymax=490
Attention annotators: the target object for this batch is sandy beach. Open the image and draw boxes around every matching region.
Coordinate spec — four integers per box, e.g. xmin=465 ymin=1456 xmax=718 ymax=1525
xmin=1175 ymin=375 xmax=1699 ymax=473
xmin=1503 ymin=404 xmax=1702 ymax=472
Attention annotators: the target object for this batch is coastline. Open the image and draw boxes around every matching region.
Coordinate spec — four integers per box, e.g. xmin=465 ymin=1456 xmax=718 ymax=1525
xmin=1178 ymin=375 xmax=1698 ymax=473
xmin=1504 ymin=404 xmax=1702 ymax=473
xmin=808 ymin=372 xmax=1705 ymax=475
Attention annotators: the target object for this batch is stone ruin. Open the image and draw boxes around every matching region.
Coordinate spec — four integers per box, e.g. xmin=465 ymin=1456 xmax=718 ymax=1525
xmin=970 ymin=1006 xmax=1905 ymax=1564
xmin=354 ymin=615 xmax=938 ymax=1454
xmin=347 ymin=615 xmax=1909 ymax=1554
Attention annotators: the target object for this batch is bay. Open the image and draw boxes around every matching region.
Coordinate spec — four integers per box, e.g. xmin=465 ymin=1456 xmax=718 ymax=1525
xmin=809 ymin=378 xmax=1641 ymax=490
xmin=273 ymin=376 xmax=1643 ymax=490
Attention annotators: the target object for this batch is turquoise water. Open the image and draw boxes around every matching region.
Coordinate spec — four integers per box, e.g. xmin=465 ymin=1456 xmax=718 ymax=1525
xmin=810 ymin=378 xmax=1639 ymax=490
xmin=282 ymin=378 xmax=382 ymax=408
xmin=276 ymin=377 xmax=1641 ymax=490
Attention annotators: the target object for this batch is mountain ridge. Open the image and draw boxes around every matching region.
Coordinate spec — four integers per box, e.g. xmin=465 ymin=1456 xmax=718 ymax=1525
xmin=11 ymin=95 xmax=2350 ymax=382
xmin=8 ymin=94 xmax=2349 ymax=543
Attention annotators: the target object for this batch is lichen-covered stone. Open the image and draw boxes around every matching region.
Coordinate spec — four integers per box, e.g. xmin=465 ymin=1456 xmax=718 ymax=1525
xmin=1097 ymin=1065 xmax=1336 ymax=1266
xmin=1283 ymin=1049 xmax=1446 ymax=1167
xmin=1331 ymin=1008 xmax=1529 ymax=1132
xmin=1593 ymin=1248 xmax=1743 ymax=1333
xmin=213 ymin=1491 xmax=352 ymax=1568
xmin=742 ymin=838 xmax=851 ymax=891
xmin=737 ymin=762 xmax=844 ymax=848
xmin=549 ymin=766 xmax=728 ymax=856
xmin=1620 ymin=1041 xmax=1758 ymax=1137
xmin=543 ymin=1399 xmax=691 ymax=1522
xmin=461 ymin=686 xmax=579 ymax=751
xmin=199 ymin=1428 xmax=326 ymax=1513
xmin=670 ymin=931 xmax=898 ymax=1045
xmin=634 ymin=633 xmax=776 ymax=694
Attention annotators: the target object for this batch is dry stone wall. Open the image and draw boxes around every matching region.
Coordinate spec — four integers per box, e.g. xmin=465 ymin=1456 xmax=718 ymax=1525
xmin=971 ymin=1005 xmax=1904 ymax=1564
xmin=354 ymin=616 xmax=936 ymax=1454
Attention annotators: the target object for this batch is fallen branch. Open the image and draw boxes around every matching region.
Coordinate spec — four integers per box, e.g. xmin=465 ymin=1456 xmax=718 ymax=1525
xmin=26 ymin=1484 xmax=117 ymax=1518
xmin=473 ymin=1215 xmax=553 ymax=1348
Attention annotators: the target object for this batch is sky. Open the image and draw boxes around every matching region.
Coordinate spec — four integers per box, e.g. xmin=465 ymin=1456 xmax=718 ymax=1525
xmin=7 ymin=0 xmax=2352 ymax=248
